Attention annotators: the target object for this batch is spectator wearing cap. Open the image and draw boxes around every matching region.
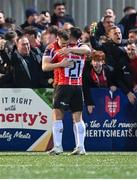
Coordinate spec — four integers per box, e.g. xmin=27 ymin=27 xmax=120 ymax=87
xmin=20 ymin=8 xmax=38 ymax=30
xmin=51 ymin=1 xmax=75 ymax=28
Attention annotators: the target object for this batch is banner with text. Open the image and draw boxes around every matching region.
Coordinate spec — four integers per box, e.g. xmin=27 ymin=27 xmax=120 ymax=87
xmin=62 ymin=88 xmax=137 ymax=151
xmin=0 ymin=89 xmax=53 ymax=151
xmin=0 ymin=88 xmax=137 ymax=151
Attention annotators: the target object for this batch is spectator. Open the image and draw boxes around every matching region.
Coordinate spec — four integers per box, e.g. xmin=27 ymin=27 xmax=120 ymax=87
xmin=123 ymin=6 xmax=136 ymax=16
xmin=82 ymin=50 xmax=116 ymax=114
xmin=90 ymin=26 xmax=127 ymax=67
xmin=101 ymin=8 xmax=116 ymax=22
xmin=11 ymin=35 xmax=42 ymax=88
xmin=81 ymin=25 xmax=91 ymax=47
xmin=92 ymin=15 xmax=115 ymax=41
xmin=36 ymin=11 xmax=51 ymax=31
xmin=24 ymin=26 xmax=44 ymax=54
xmin=51 ymin=1 xmax=75 ymax=28
xmin=119 ymin=8 xmax=137 ymax=39
xmin=0 ymin=38 xmax=13 ymax=87
xmin=20 ymin=8 xmax=38 ymax=30
xmin=90 ymin=26 xmax=137 ymax=104
xmin=4 ymin=30 xmax=17 ymax=53
xmin=0 ymin=10 xmax=7 ymax=35
xmin=125 ymin=42 xmax=137 ymax=92
xmin=128 ymin=28 xmax=137 ymax=43
xmin=5 ymin=17 xmax=16 ymax=31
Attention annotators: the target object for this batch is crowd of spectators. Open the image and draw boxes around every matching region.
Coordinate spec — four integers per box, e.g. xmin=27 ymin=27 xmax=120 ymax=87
xmin=0 ymin=2 xmax=137 ymax=106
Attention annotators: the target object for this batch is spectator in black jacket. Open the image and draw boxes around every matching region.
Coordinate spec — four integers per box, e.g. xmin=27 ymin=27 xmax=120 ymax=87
xmin=24 ymin=26 xmax=44 ymax=55
xmin=82 ymin=50 xmax=116 ymax=114
xmin=0 ymin=31 xmax=17 ymax=87
xmin=51 ymin=2 xmax=75 ymax=28
xmin=20 ymin=8 xmax=38 ymax=30
xmin=93 ymin=15 xmax=115 ymax=42
xmin=11 ymin=35 xmax=42 ymax=88
xmin=90 ymin=25 xmax=127 ymax=67
xmin=24 ymin=26 xmax=55 ymax=88
xmin=90 ymin=26 xmax=136 ymax=105
xmin=119 ymin=9 xmax=137 ymax=39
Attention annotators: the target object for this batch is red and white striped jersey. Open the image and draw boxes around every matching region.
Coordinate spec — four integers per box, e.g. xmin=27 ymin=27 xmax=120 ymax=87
xmin=44 ymin=41 xmax=86 ymax=85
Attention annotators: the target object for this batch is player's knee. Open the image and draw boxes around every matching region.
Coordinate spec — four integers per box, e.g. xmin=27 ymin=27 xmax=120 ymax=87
xmin=53 ymin=109 xmax=64 ymax=120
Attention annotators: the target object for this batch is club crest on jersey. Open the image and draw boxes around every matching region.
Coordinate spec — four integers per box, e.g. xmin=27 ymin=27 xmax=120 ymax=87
xmin=105 ymin=96 xmax=120 ymax=117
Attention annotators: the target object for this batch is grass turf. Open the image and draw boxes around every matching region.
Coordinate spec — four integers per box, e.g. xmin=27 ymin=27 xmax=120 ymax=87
xmin=0 ymin=152 xmax=137 ymax=179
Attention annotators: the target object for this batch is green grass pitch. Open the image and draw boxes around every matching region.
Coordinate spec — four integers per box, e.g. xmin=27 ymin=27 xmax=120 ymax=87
xmin=0 ymin=152 xmax=137 ymax=179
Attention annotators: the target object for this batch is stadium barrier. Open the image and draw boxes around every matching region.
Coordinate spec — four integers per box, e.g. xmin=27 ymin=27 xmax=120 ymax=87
xmin=0 ymin=88 xmax=137 ymax=151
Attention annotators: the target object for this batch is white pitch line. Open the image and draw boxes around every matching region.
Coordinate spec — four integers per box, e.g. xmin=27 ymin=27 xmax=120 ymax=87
xmin=0 ymin=152 xmax=137 ymax=156
xmin=0 ymin=165 xmax=39 ymax=167
xmin=0 ymin=164 xmax=137 ymax=167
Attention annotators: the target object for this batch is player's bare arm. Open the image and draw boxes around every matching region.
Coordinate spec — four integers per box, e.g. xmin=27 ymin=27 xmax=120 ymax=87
xmin=58 ymin=44 xmax=91 ymax=56
xmin=42 ymin=56 xmax=72 ymax=71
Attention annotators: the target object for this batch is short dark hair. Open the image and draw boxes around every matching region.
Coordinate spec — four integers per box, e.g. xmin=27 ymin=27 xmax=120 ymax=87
xmin=123 ymin=6 xmax=136 ymax=13
xmin=5 ymin=31 xmax=17 ymax=41
xmin=24 ymin=26 xmax=38 ymax=38
xmin=58 ymin=29 xmax=69 ymax=41
xmin=54 ymin=1 xmax=66 ymax=9
xmin=16 ymin=35 xmax=27 ymax=43
xmin=46 ymin=25 xmax=58 ymax=36
xmin=129 ymin=28 xmax=137 ymax=34
xmin=70 ymin=27 xmax=82 ymax=40
xmin=108 ymin=25 xmax=119 ymax=33
xmin=103 ymin=15 xmax=114 ymax=22
xmin=5 ymin=17 xmax=16 ymax=24
xmin=41 ymin=10 xmax=49 ymax=14
xmin=0 ymin=10 xmax=5 ymax=15
xmin=83 ymin=25 xmax=90 ymax=34
xmin=105 ymin=8 xmax=116 ymax=15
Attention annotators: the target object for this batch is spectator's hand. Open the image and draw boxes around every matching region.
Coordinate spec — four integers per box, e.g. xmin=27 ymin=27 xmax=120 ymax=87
xmin=87 ymin=105 xmax=95 ymax=114
xmin=0 ymin=39 xmax=6 ymax=50
xmin=110 ymin=86 xmax=117 ymax=92
xmin=133 ymin=84 xmax=137 ymax=93
xmin=127 ymin=92 xmax=136 ymax=105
